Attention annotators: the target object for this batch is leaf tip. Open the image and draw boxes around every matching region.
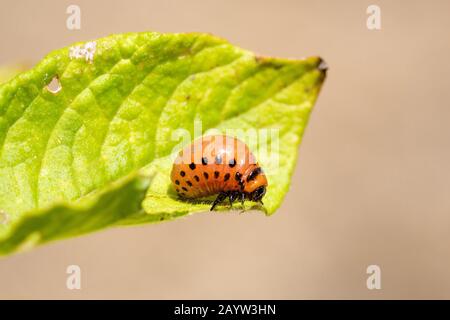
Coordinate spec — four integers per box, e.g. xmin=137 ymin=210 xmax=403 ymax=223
xmin=316 ymin=57 xmax=328 ymax=74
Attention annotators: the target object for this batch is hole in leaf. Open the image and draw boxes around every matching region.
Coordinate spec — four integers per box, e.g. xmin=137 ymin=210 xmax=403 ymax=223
xmin=0 ymin=210 xmax=9 ymax=225
xmin=46 ymin=76 xmax=62 ymax=94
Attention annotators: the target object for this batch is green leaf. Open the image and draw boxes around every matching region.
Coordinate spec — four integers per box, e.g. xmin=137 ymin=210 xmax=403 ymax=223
xmin=0 ymin=172 xmax=152 ymax=255
xmin=0 ymin=32 xmax=326 ymax=255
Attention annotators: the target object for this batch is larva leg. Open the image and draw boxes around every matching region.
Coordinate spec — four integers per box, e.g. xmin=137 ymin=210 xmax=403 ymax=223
xmin=228 ymin=192 xmax=238 ymax=209
xmin=210 ymin=192 xmax=227 ymax=211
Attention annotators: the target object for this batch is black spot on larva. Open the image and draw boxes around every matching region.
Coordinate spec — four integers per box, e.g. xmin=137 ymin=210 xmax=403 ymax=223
xmin=175 ymin=180 xmax=180 ymax=185
xmin=201 ymin=157 xmax=208 ymax=165
xmin=189 ymin=163 xmax=196 ymax=170
xmin=187 ymin=181 xmax=192 ymax=187
xmin=180 ymin=192 xmax=186 ymax=196
xmin=214 ymin=171 xmax=220 ymax=179
xmin=182 ymin=187 xmax=188 ymax=192
xmin=203 ymin=172 xmax=209 ymax=179
xmin=235 ymin=172 xmax=242 ymax=181
xmin=215 ymin=154 xmax=222 ymax=164
xmin=194 ymin=175 xmax=200 ymax=182
xmin=224 ymin=173 xmax=230 ymax=181
xmin=246 ymin=167 xmax=262 ymax=182
xmin=229 ymin=158 xmax=236 ymax=167
xmin=180 ymin=170 xmax=186 ymax=177
xmin=176 ymin=188 xmax=180 ymax=192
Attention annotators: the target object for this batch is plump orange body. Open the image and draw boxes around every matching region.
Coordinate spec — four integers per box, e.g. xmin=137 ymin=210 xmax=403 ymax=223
xmin=171 ymin=135 xmax=268 ymax=209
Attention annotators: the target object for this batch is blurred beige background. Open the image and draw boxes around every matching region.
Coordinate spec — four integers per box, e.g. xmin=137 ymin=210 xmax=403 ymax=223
xmin=1 ymin=0 xmax=449 ymax=299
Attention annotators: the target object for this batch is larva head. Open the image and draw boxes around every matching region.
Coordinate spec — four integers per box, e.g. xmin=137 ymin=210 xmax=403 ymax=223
xmin=249 ymin=185 xmax=266 ymax=202
xmin=243 ymin=166 xmax=268 ymax=202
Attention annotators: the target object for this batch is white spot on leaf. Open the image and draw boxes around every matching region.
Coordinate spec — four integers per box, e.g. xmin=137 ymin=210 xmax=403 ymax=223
xmin=69 ymin=41 xmax=96 ymax=63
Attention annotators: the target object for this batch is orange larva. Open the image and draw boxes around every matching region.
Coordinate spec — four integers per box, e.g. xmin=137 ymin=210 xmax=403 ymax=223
xmin=170 ymin=135 xmax=268 ymax=210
